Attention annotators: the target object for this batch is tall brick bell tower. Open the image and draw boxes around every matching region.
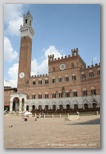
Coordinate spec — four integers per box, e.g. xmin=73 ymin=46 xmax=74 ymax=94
xmin=18 ymin=11 xmax=34 ymax=91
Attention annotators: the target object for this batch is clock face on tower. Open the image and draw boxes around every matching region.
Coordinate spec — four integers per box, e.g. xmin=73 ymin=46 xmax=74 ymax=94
xmin=59 ymin=64 xmax=66 ymax=70
xmin=19 ymin=72 xmax=25 ymax=78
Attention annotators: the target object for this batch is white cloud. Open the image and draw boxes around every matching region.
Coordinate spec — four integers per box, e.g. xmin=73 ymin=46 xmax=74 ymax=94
xmin=8 ymin=63 xmax=18 ymax=79
xmin=4 ymin=4 xmax=23 ymax=36
xmin=5 ymin=17 xmax=23 ymax=36
xmin=45 ymin=45 xmax=62 ymax=59
xmin=31 ymin=59 xmax=48 ymax=76
xmin=7 ymin=63 xmax=19 ymax=87
xmin=4 ymin=36 xmax=18 ymax=62
xmin=4 ymin=4 xmax=23 ymax=23
xmin=9 ymin=79 xmax=17 ymax=88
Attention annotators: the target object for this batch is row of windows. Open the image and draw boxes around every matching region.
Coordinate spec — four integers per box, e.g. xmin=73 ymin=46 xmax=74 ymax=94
xmin=27 ymin=103 xmax=97 ymax=111
xmin=81 ymin=70 xmax=100 ymax=79
xmin=32 ymin=71 xmax=100 ymax=85
xmin=29 ymin=89 xmax=97 ymax=99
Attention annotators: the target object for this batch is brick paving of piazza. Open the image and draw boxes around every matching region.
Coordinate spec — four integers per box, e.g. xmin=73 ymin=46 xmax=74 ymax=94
xmin=4 ymin=115 xmax=100 ymax=148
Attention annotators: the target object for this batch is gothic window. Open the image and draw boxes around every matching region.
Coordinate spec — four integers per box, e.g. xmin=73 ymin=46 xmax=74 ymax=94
xmin=65 ymin=91 xmax=70 ymax=97
xmin=52 ymin=92 xmax=56 ymax=98
xmin=65 ymin=75 xmax=69 ymax=82
xmin=32 ymin=80 xmax=36 ymax=85
xmin=45 ymin=93 xmax=49 ymax=99
xmin=89 ymin=71 xmax=94 ymax=78
xmin=66 ymin=104 xmax=70 ymax=110
xmin=25 ymin=19 xmax=27 ymax=24
xmin=38 ymin=79 xmax=42 ymax=84
xmin=91 ymin=87 xmax=96 ymax=95
xmin=92 ymin=102 xmax=97 ymax=109
xmin=32 ymin=94 xmax=35 ymax=99
xmin=81 ymin=73 xmax=86 ymax=79
xmin=53 ymin=105 xmax=56 ymax=110
xmin=45 ymin=79 xmax=49 ymax=84
xmin=58 ymin=76 xmax=62 ymax=82
xmin=59 ymin=105 xmax=63 ymax=110
xmin=84 ymin=104 xmax=88 ymax=110
xmin=32 ymin=105 xmax=35 ymax=111
xmin=72 ymin=74 xmax=76 ymax=81
xmin=83 ymin=88 xmax=87 ymax=96
xmin=74 ymin=104 xmax=78 ymax=111
xmin=52 ymin=78 xmax=56 ymax=83
xmin=59 ymin=92 xmax=63 ymax=98
xmin=73 ymin=90 xmax=77 ymax=97
xmin=45 ymin=105 xmax=48 ymax=111
xmin=38 ymin=93 xmax=42 ymax=99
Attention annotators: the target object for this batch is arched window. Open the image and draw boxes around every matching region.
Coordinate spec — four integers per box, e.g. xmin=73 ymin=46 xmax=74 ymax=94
xmin=53 ymin=105 xmax=56 ymax=110
xmin=81 ymin=72 xmax=86 ymax=79
xmin=25 ymin=19 xmax=27 ymax=24
xmin=74 ymin=104 xmax=78 ymax=111
xmin=66 ymin=104 xmax=70 ymax=110
xmin=45 ymin=105 xmax=48 ymax=111
xmin=32 ymin=105 xmax=35 ymax=111
xmin=58 ymin=76 xmax=62 ymax=82
xmin=52 ymin=91 xmax=56 ymax=98
xmin=83 ymin=88 xmax=87 ymax=96
xmin=72 ymin=74 xmax=76 ymax=81
xmin=89 ymin=70 xmax=94 ymax=78
xmin=73 ymin=90 xmax=77 ymax=97
xmin=38 ymin=78 xmax=42 ymax=84
xmin=91 ymin=87 xmax=96 ymax=95
xmin=65 ymin=75 xmax=69 ymax=82
xmin=32 ymin=93 xmax=35 ymax=99
xmin=84 ymin=104 xmax=88 ymax=110
xmin=45 ymin=92 xmax=49 ymax=98
xmin=52 ymin=77 xmax=56 ymax=83
xmin=38 ymin=93 xmax=42 ymax=99
xmin=92 ymin=99 xmax=97 ymax=110
xmin=59 ymin=91 xmax=63 ymax=98
xmin=59 ymin=104 xmax=63 ymax=111
xmin=32 ymin=80 xmax=36 ymax=85
xmin=65 ymin=90 xmax=70 ymax=97
xmin=45 ymin=78 xmax=49 ymax=84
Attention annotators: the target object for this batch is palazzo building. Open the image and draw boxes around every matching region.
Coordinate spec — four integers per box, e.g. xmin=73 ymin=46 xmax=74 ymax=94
xmin=10 ymin=11 xmax=100 ymax=114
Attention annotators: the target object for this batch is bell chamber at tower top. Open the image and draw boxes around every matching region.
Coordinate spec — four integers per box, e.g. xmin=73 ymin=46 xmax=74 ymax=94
xmin=19 ymin=11 xmax=34 ymax=39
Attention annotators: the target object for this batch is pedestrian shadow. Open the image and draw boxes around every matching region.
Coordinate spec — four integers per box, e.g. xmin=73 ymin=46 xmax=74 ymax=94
xmin=66 ymin=118 xmax=100 ymax=125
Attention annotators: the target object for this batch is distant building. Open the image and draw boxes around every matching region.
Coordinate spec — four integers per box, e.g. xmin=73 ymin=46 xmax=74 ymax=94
xmin=9 ymin=11 xmax=100 ymax=113
xmin=4 ymin=80 xmax=17 ymax=111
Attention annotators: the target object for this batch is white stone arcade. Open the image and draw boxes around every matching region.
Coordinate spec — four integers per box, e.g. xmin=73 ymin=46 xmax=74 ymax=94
xmin=10 ymin=92 xmax=100 ymax=113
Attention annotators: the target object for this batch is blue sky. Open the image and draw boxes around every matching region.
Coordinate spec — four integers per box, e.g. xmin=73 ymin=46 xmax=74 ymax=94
xmin=4 ymin=4 xmax=100 ymax=87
